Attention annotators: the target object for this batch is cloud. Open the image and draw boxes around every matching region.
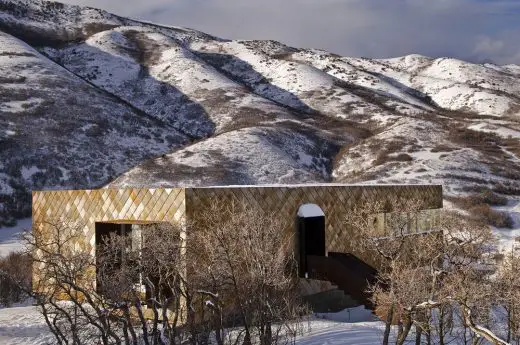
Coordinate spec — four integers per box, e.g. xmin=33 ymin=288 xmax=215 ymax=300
xmin=61 ymin=0 xmax=520 ymax=64
xmin=472 ymin=30 xmax=520 ymax=65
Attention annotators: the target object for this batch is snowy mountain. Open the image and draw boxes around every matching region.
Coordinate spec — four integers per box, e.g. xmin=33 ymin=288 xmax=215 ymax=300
xmin=0 ymin=0 xmax=519 ymax=226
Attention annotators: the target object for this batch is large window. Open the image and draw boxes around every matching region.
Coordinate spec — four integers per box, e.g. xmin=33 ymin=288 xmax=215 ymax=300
xmin=373 ymin=209 xmax=440 ymax=237
xmin=95 ymin=222 xmax=144 ymax=296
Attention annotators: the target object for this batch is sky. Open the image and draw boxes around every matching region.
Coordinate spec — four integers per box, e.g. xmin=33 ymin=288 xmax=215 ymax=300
xmin=61 ymin=0 xmax=520 ymax=65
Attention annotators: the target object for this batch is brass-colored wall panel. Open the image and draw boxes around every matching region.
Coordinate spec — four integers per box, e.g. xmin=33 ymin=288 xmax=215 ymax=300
xmin=33 ymin=184 xmax=442 ymax=283
xmin=186 ymin=185 xmax=442 ymax=259
xmin=32 ymin=188 xmax=186 ymax=256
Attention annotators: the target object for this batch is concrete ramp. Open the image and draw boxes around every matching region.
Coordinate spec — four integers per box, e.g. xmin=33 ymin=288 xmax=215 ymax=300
xmin=307 ymin=253 xmax=378 ymax=310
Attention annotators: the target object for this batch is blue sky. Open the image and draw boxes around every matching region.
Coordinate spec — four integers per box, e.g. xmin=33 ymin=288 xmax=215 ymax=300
xmin=62 ymin=0 xmax=520 ymax=64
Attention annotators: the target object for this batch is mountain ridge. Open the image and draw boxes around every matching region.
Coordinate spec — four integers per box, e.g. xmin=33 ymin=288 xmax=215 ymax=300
xmin=0 ymin=0 xmax=519 ymax=226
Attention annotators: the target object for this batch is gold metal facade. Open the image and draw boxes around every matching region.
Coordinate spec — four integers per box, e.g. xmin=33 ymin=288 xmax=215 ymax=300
xmin=33 ymin=184 xmax=442 ymax=280
xmin=32 ymin=188 xmax=186 ymax=255
xmin=187 ymin=184 xmax=442 ymax=255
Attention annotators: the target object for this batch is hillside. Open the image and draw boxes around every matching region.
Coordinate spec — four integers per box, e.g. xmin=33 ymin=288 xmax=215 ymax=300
xmin=0 ymin=0 xmax=519 ymax=226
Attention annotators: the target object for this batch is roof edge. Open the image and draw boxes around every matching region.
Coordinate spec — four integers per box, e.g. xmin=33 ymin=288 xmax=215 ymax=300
xmin=32 ymin=183 xmax=443 ymax=193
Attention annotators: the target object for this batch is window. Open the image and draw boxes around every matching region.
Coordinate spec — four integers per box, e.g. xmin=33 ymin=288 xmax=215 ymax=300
xmin=374 ymin=209 xmax=440 ymax=237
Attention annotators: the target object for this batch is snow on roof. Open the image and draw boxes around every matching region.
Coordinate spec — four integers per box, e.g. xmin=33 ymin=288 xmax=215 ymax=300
xmin=297 ymin=204 xmax=325 ymax=218
xmin=34 ymin=182 xmax=442 ymax=193
xmin=195 ymin=182 xmax=441 ymax=188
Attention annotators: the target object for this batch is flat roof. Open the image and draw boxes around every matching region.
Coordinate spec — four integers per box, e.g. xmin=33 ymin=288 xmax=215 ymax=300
xmin=195 ymin=183 xmax=442 ymax=188
xmin=33 ymin=183 xmax=442 ymax=193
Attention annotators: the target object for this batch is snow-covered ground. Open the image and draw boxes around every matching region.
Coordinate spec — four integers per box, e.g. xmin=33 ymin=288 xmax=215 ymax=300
xmin=492 ymin=200 xmax=520 ymax=252
xmin=0 ymin=305 xmax=54 ymax=345
xmin=298 ymin=321 xmax=389 ymax=345
xmin=299 ymin=307 xmax=384 ymax=345
xmin=0 ymin=218 xmax=30 ymax=257
xmin=0 ymin=303 xmax=485 ymax=345
xmin=0 ymin=304 xmax=386 ymax=345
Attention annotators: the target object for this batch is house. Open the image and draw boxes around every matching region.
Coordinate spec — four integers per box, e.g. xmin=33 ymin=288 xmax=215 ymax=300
xmin=32 ymin=184 xmax=442 ymax=309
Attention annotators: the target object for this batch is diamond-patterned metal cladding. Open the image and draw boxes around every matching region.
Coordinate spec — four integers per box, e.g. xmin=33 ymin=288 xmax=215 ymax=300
xmin=186 ymin=184 xmax=442 ymax=258
xmin=33 ymin=184 xmax=442 ymax=283
xmin=32 ymin=188 xmax=186 ymax=256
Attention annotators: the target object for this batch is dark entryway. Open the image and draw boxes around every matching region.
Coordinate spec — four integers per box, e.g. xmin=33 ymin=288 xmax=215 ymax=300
xmin=95 ymin=222 xmax=137 ymax=295
xmin=95 ymin=222 xmax=132 ymax=248
xmin=297 ymin=204 xmax=326 ymax=277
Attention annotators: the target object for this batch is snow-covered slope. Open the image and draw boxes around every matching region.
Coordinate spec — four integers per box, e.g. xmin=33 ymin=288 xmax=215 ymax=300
xmin=0 ymin=0 xmax=519 ymax=227
xmin=112 ymin=124 xmax=341 ymax=187
xmin=0 ymin=218 xmax=29 ymax=257
xmin=0 ymin=29 xmax=189 ymax=225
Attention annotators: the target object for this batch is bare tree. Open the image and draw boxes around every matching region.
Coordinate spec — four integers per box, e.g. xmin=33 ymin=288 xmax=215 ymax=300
xmin=409 ymin=213 xmax=505 ymax=345
xmin=27 ymin=219 xmax=117 ymax=345
xmin=23 ymin=197 xmax=306 ymax=345
xmin=0 ymin=251 xmax=32 ymax=307
xmin=345 ymin=198 xmax=430 ymax=345
xmin=426 ymin=213 xmax=503 ymax=345
xmin=495 ymin=250 xmax=520 ymax=344
xmin=96 ymin=222 xmax=190 ymax=345
xmin=24 ymin=219 xmax=191 ymax=345
xmin=345 ymin=196 xmax=508 ymax=345
xmin=189 ymin=199 xmax=306 ymax=345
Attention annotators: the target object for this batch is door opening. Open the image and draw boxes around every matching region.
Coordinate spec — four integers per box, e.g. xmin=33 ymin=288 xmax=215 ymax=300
xmin=297 ymin=204 xmax=325 ymax=277
xmin=95 ymin=222 xmax=140 ymax=295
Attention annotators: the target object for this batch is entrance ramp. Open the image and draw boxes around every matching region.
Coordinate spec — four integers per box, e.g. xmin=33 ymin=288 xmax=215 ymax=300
xmin=307 ymin=252 xmax=378 ymax=310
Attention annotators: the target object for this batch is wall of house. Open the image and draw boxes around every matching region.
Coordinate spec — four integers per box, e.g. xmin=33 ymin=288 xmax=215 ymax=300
xmin=32 ymin=184 xmax=442 ymax=294
xmin=33 ymin=185 xmax=442 ymax=259
xmin=186 ymin=185 xmax=443 ymax=266
xmin=30 ymin=184 xmax=442 ymax=317
xmin=32 ymin=188 xmax=186 ymax=256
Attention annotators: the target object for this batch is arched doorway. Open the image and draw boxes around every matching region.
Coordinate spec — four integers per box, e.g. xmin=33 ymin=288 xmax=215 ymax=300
xmin=297 ymin=204 xmax=326 ymax=277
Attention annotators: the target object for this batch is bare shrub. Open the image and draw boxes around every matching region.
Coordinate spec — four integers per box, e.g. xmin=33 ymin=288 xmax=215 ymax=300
xmin=469 ymin=204 xmax=514 ymax=228
xmin=373 ymin=153 xmax=413 ymax=166
xmin=345 ymin=197 xmax=506 ymax=345
xmin=430 ymin=144 xmax=457 ymax=153
xmin=447 ymin=193 xmax=512 ymax=228
xmin=458 ymin=188 xmax=508 ymax=206
xmin=393 ymin=153 xmax=413 ymax=162
xmin=0 ymin=251 xmax=32 ymax=307
xmin=503 ymin=137 xmax=520 ymax=157
xmin=448 ymin=126 xmax=503 ymax=155
xmin=494 ymin=181 xmax=520 ymax=196
xmin=477 ymin=189 xmax=508 ymax=206
xmin=189 ymin=199 xmax=306 ymax=345
xmin=20 ymin=200 xmax=305 ymax=345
